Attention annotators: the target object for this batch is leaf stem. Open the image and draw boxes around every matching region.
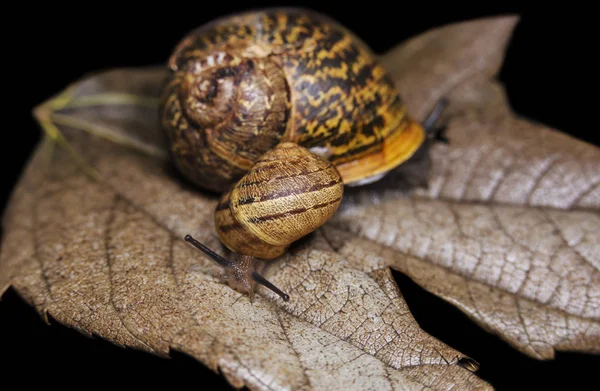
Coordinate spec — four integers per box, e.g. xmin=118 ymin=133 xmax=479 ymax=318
xmin=61 ymin=93 xmax=160 ymax=109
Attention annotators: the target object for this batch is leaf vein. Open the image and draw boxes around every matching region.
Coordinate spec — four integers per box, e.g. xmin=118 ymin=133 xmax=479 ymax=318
xmin=275 ymin=311 xmax=313 ymax=390
xmin=525 ymin=155 xmax=562 ymax=205
xmin=571 ymin=181 xmax=600 ymax=208
xmin=104 ymin=195 xmax=158 ymax=352
xmin=31 ymin=184 xmax=88 ymax=331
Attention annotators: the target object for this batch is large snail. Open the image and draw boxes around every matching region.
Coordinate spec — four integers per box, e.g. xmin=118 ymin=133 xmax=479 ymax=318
xmin=160 ymin=8 xmax=446 ymax=301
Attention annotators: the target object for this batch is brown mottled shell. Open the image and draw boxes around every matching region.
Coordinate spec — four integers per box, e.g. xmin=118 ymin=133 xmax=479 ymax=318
xmin=160 ymin=8 xmax=426 ymax=193
xmin=215 ymin=142 xmax=344 ymax=259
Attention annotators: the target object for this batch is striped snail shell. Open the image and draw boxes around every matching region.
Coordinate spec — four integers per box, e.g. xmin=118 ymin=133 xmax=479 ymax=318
xmin=214 ymin=142 xmax=344 ymax=260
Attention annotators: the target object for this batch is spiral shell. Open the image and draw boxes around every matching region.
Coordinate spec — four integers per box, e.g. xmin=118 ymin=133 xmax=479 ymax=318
xmin=160 ymin=8 xmax=426 ymax=193
xmin=214 ymin=142 xmax=344 ymax=259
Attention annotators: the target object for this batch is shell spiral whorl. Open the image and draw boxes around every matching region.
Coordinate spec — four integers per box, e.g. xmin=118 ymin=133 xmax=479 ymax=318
xmin=161 ymin=49 xmax=290 ymax=192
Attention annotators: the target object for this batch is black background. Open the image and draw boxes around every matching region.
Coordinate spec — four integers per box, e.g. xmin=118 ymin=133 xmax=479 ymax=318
xmin=1 ymin=2 xmax=598 ymax=390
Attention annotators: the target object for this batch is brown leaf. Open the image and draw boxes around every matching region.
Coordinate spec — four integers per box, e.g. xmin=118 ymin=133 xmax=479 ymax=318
xmin=2 ymin=12 xmax=597 ymax=391
xmin=326 ymin=15 xmax=600 ymax=360
xmin=1 ymin=67 xmax=488 ymax=391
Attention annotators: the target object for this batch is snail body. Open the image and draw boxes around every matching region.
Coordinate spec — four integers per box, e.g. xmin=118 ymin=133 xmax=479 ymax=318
xmin=167 ymin=9 xmax=445 ymax=301
xmin=185 ymin=142 xmax=343 ymax=301
xmin=161 ymin=8 xmax=426 ymax=193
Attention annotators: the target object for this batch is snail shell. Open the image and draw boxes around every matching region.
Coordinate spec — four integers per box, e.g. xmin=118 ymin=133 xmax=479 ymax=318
xmin=160 ymin=8 xmax=426 ymax=193
xmin=214 ymin=142 xmax=344 ymax=259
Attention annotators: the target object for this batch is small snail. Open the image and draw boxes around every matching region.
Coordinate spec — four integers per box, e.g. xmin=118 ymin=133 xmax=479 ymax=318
xmin=160 ymin=8 xmax=446 ymax=301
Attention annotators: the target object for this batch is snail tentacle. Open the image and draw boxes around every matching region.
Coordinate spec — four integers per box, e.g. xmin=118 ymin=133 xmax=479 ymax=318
xmin=423 ymin=98 xmax=450 ymax=144
xmin=184 ymin=234 xmax=290 ymax=301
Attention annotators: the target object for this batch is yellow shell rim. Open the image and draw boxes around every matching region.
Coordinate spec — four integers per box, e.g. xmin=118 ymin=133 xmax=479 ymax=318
xmin=335 ymin=120 xmax=426 ymax=185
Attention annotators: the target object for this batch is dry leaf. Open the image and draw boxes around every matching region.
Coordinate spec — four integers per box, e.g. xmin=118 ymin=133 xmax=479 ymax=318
xmin=1 ymin=12 xmax=598 ymax=391
xmin=0 ymin=75 xmax=487 ymax=390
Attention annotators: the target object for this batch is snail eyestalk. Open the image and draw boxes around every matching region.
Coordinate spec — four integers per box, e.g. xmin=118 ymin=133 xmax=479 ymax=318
xmin=184 ymin=234 xmax=290 ymax=302
xmin=251 ymin=272 xmax=290 ymax=302
xmin=184 ymin=234 xmax=235 ymax=268
xmin=423 ymin=98 xmax=449 ymax=143
xmin=423 ymin=98 xmax=448 ymax=132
